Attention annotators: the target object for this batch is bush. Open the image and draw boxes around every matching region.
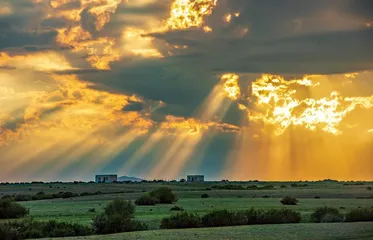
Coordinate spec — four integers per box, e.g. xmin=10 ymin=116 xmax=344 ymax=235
xmin=259 ymin=185 xmax=274 ymax=190
xmin=201 ymin=210 xmax=247 ymax=227
xmin=256 ymin=209 xmax=301 ymax=224
xmin=88 ymin=208 xmax=96 ymax=213
xmin=0 ymin=200 xmax=29 ymax=219
xmin=150 ymin=187 xmax=177 ymax=204
xmin=170 ymin=206 xmax=184 ymax=211
xmin=246 ymin=185 xmax=258 ymax=190
xmin=160 ymin=212 xmax=201 ymax=229
xmin=93 ymin=214 xmax=147 ymax=234
xmin=201 ymin=193 xmax=209 ymax=198
xmin=367 ymin=186 xmax=372 ymax=191
xmin=345 ymin=208 xmax=373 ymax=222
xmin=280 ymin=185 xmax=287 ymax=188
xmin=244 ymin=208 xmax=259 ymax=225
xmin=104 ymin=200 xmax=135 ymax=218
xmin=311 ymin=207 xmax=344 ymax=223
xmin=92 ymin=200 xmax=147 ymax=235
xmin=61 ymin=192 xmax=78 ymax=199
xmin=212 ymin=185 xmax=245 ymax=190
xmin=291 ymin=183 xmax=308 ymax=188
xmin=0 ymin=219 xmax=92 ymax=239
xmin=0 ymin=223 xmax=19 ymax=240
xmin=135 ymin=194 xmax=159 ymax=206
xmin=280 ymin=196 xmax=299 ymax=205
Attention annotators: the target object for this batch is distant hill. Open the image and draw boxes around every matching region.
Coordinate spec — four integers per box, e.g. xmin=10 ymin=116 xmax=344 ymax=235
xmin=118 ymin=176 xmax=143 ymax=182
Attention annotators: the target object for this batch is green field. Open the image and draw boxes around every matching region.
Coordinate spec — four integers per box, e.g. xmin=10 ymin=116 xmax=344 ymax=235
xmin=47 ymin=222 xmax=373 ymax=240
xmin=1 ymin=181 xmax=373 ymax=239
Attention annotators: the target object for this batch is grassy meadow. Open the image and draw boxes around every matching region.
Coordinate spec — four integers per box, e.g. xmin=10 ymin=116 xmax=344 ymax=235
xmin=1 ymin=181 xmax=373 ymax=239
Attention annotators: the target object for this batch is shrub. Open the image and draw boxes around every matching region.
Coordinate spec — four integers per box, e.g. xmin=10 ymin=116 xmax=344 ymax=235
xmin=92 ymin=200 xmax=147 ymax=235
xmin=345 ymin=208 xmax=373 ymax=222
xmin=93 ymin=214 xmax=147 ymax=234
xmin=311 ymin=207 xmax=344 ymax=223
xmin=280 ymin=185 xmax=287 ymax=188
xmin=247 ymin=185 xmax=258 ymax=190
xmin=259 ymin=185 xmax=274 ymax=190
xmin=256 ymin=209 xmax=301 ymax=224
xmin=160 ymin=212 xmax=201 ymax=229
xmin=104 ymin=200 xmax=135 ymax=218
xmin=201 ymin=210 xmax=247 ymax=227
xmin=314 ymin=196 xmax=321 ymax=199
xmin=280 ymin=196 xmax=299 ymax=205
xmin=61 ymin=192 xmax=78 ymax=199
xmin=135 ymin=194 xmax=159 ymax=206
xmin=88 ymin=208 xmax=96 ymax=213
xmin=0 ymin=223 xmax=20 ymax=240
xmin=367 ymin=186 xmax=372 ymax=191
xmin=212 ymin=185 xmax=245 ymax=190
xmin=170 ymin=206 xmax=184 ymax=211
xmin=244 ymin=208 xmax=259 ymax=225
xmin=201 ymin=193 xmax=209 ymax=199
xmin=290 ymin=183 xmax=308 ymax=188
xmin=150 ymin=187 xmax=177 ymax=204
xmin=0 ymin=219 xmax=92 ymax=239
xmin=0 ymin=200 xmax=29 ymax=219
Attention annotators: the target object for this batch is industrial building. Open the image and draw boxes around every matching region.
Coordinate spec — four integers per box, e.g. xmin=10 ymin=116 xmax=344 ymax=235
xmin=187 ymin=175 xmax=204 ymax=182
xmin=95 ymin=174 xmax=117 ymax=183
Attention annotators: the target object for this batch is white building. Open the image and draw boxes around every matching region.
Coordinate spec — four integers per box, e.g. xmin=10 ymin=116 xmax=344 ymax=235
xmin=187 ymin=175 xmax=204 ymax=182
xmin=95 ymin=174 xmax=117 ymax=183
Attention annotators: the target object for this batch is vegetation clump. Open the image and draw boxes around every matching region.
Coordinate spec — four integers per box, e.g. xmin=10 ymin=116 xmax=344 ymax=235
xmin=311 ymin=207 xmax=344 ymax=223
xmin=256 ymin=209 xmax=301 ymax=224
xmin=0 ymin=200 xmax=29 ymax=219
xmin=160 ymin=208 xmax=302 ymax=229
xmin=92 ymin=200 xmax=148 ymax=234
xmin=201 ymin=193 xmax=209 ymax=198
xmin=170 ymin=206 xmax=184 ymax=211
xmin=160 ymin=212 xmax=201 ymax=229
xmin=290 ymin=183 xmax=308 ymax=188
xmin=212 ymin=185 xmax=245 ymax=190
xmin=280 ymin=196 xmax=299 ymax=205
xmin=149 ymin=187 xmax=177 ymax=204
xmin=135 ymin=194 xmax=159 ymax=206
xmin=0 ymin=219 xmax=92 ymax=239
xmin=345 ymin=208 xmax=373 ymax=222
xmin=88 ymin=208 xmax=96 ymax=213
xmin=201 ymin=209 xmax=247 ymax=227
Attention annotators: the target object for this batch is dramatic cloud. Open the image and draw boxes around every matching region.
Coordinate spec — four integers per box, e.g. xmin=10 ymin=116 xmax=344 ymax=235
xmin=1 ymin=0 xmax=372 ymax=181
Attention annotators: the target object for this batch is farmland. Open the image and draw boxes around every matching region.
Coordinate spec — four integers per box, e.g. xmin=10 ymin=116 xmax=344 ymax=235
xmin=1 ymin=181 xmax=373 ymax=239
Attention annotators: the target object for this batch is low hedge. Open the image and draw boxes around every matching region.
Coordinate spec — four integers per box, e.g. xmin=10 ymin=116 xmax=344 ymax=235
xmin=160 ymin=208 xmax=301 ymax=229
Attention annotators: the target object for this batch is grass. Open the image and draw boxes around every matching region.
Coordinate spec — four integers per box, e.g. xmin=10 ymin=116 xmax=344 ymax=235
xmin=46 ymin=222 xmax=373 ymax=240
xmin=1 ymin=181 xmax=373 ymax=236
xmin=17 ymin=195 xmax=373 ymax=229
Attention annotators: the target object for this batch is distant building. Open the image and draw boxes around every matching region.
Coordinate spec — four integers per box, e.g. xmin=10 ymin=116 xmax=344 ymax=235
xmin=95 ymin=174 xmax=117 ymax=183
xmin=187 ymin=175 xmax=204 ymax=182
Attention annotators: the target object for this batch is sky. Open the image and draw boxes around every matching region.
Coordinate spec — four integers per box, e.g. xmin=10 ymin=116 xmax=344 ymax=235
xmin=0 ymin=0 xmax=373 ymax=182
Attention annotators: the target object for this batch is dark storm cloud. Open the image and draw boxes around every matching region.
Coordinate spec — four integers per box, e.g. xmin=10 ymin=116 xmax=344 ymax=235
xmin=149 ymin=0 xmax=373 ymax=74
xmin=158 ymin=28 xmax=373 ymax=74
xmin=0 ymin=24 xmax=57 ymax=50
xmin=81 ymin=59 xmax=219 ymax=118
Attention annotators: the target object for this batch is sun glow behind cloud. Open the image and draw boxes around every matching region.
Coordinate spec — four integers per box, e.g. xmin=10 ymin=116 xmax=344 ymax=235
xmin=1 ymin=0 xmax=373 ymax=181
xmin=224 ymin=73 xmax=373 ymax=181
